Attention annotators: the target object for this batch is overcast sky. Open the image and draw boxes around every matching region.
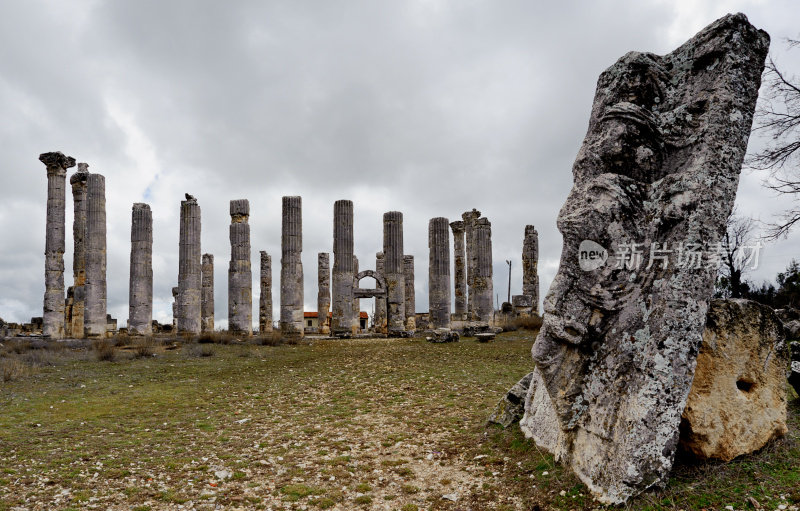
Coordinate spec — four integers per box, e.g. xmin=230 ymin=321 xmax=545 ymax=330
xmin=1 ymin=0 xmax=798 ymax=329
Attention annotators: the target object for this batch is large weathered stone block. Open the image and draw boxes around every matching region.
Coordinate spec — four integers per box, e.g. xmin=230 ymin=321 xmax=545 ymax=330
xmin=521 ymin=14 xmax=769 ymax=503
xmin=680 ymin=299 xmax=788 ymax=461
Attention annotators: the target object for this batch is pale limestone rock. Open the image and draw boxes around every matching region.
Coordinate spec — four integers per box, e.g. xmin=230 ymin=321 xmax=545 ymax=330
xmin=489 ymin=372 xmax=533 ymax=428
xmin=522 ymin=14 xmax=769 ymax=503
xmin=680 ymin=299 xmax=788 ymax=461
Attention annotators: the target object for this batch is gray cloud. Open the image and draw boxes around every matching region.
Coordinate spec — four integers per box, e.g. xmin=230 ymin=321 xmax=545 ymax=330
xmin=1 ymin=0 xmax=798 ymax=327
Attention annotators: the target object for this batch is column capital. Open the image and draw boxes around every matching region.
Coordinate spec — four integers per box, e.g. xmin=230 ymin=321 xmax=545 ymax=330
xmin=449 ymin=220 xmax=465 ymax=234
xmin=39 ymin=151 xmax=76 ymax=175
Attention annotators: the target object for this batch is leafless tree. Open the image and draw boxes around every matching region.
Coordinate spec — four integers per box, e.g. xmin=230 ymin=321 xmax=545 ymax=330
xmin=716 ymin=210 xmax=756 ymax=298
xmin=748 ymin=38 xmax=800 ymax=239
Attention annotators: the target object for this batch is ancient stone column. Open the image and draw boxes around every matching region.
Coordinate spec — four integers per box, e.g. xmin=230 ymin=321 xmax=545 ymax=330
xmin=473 ymin=217 xmax=493 ymax=323
xmin=374 ymin=252 xmax=387 ymax=333
xmin=352 ymin=255 xmax=360 ymax=333
xmin=318 ymin=252 xmax=330 ymax=334
xmin=522 ymin=225 xmax=540 ymax=314
xmin=128 ymin=203 xmax=153 ymax=335
xmin=228 ymin=199 xmax=252 ymax=334
xmin=172 ymin=287 xmax=179 ymax=328
xmin=404 ymin=255 xmax=416 ymax=331
xmin=201 ymin=254 xmax=214 ymax=332
xmin=39 ymin=151 xmax=75 ymax=339
xmin=462 ymin=209 xmax=481 ymax=320
xmin=383 ymin=211 xmax=405 ymax=335
xmin=280 ymin=196 xmax=304 ymax=338
xmin=331 ymin=200 xmax=354 ymax=336
xmin=177 ymin=196 xmax=202 ymax=334
xmin=428 ymin=218 xmax=451 ymax=330
xmin=259 ymin=251 xmax=273 ymax=333
xmin=68 ymin=163 xmax=89 ymax=338
xmin=450 ymin=220 xmax=466 ymax=318
xmin=84 ymin=173 xmax=107 ymax=338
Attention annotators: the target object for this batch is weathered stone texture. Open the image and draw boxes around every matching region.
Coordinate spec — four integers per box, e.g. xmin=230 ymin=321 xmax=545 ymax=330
xmin=201 ymin=254 xmax=214 ymax=333
xmin=259 ymin=251 xmax=273 ymax=333
xmin=522 ymin=225 xmax=540 ymax=314
xmin=39 ymin=151 xmax=75 ymax=339
xmin=489 ymin=371 xmax=533 ymax=428
xmin=680 ymin=299 xmax=788 ymax=461
xmin=521 ymin=14 xmax=769 ymax=503
xmin=473 ymin=217 xmax=493 ymax=323
xmin=318 ymin=252 xmax=331 ymax=334
xmin=462 ymin=209 xmax=480 ymax=320
xmin=128 ymin=203 xmax=153 ymax=335
xmin=228 ymin=199 xmax=252 ymax=334
xmin=84 ymin=173 xmax=107 ymax=338
xmin=428 ymin=217 xmax=451 ymax=330
xmin=450 ymin=221 xmax=467 ymax=318
xmin=280 ymin=196 xmax=304 ymax=338
xmin=383 ymin=212 xmax=405 ymax=335
xmin=374 ymin=252 xmax=387 ymax=333
xmin=404 ymin=255 xmax=416 ymax=332
xmin=352 ymin=255 xmax=360 ymax=332
xmin=68 ymin=163 xmax=89 ymax=338
xmin=172 ymin=286 xmax=179 ymax=328
xmin=332 ymin=200 xmax=354 ymax=336
xmin=178 ymin=197 xmax=202 ymax=334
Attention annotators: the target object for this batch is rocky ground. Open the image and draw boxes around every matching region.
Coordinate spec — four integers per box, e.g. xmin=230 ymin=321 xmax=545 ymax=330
xmin=0 ymin=332 xmax=798 ymax=510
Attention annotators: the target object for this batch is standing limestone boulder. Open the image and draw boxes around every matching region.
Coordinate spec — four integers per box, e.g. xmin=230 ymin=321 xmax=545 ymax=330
xmin=790 ymin=342 xmax=800 ymax=397
xmin=522 ymin=14 xmax=769 ymax=504
xmin=680 ymin=299 xmax=788 ymax=461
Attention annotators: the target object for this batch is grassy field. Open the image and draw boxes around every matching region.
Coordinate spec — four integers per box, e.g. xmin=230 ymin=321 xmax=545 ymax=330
xmin=0 ymin=332 xmax=798 ymax=510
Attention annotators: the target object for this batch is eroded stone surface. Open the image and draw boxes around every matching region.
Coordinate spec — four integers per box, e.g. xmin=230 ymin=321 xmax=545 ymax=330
xmin=228 ymin=199 xmax=252 ymax=334
xmin=522 ymin=225 xmax=539 ymax=314
xmin=201 ymin=254 xmax=214 ymax=333
xmin=428 ymin=218 xmax=451 ymax=330
xmin=84 ymin=173 xmax=107 ymax=338
xmin=280 ymin=196 xmax=303 ymax=339
xmin=332 ymin=200 xmax=354 ymax=336
xmin=489 ymin=372 xmax=533 ymax=428
xmin=522 ymin=14 xmax=769 ymax=503
xmin=128 ymin=203 xmax=153 ymax=335
xmin=259 ymin=251 xmax=272 ymax=333
xmin=383 ymin=212 xmax=405 ymax=336
xmin=404 ymin=255 xmax=416 ymax=332
xmin=680 ymin=299 xmax=788 ymax=461
xmin=318 ymin=252 xmax=331 ymax=334
xmin=450 ymin=221 xmax=467 ymax=318
xmin=67 ymin=163 xmax=89 ymax=338
xmin=177 ymin=197 xmax=202 ymax=334
xmin=39 ymin=151 xmax=75 ymax=339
